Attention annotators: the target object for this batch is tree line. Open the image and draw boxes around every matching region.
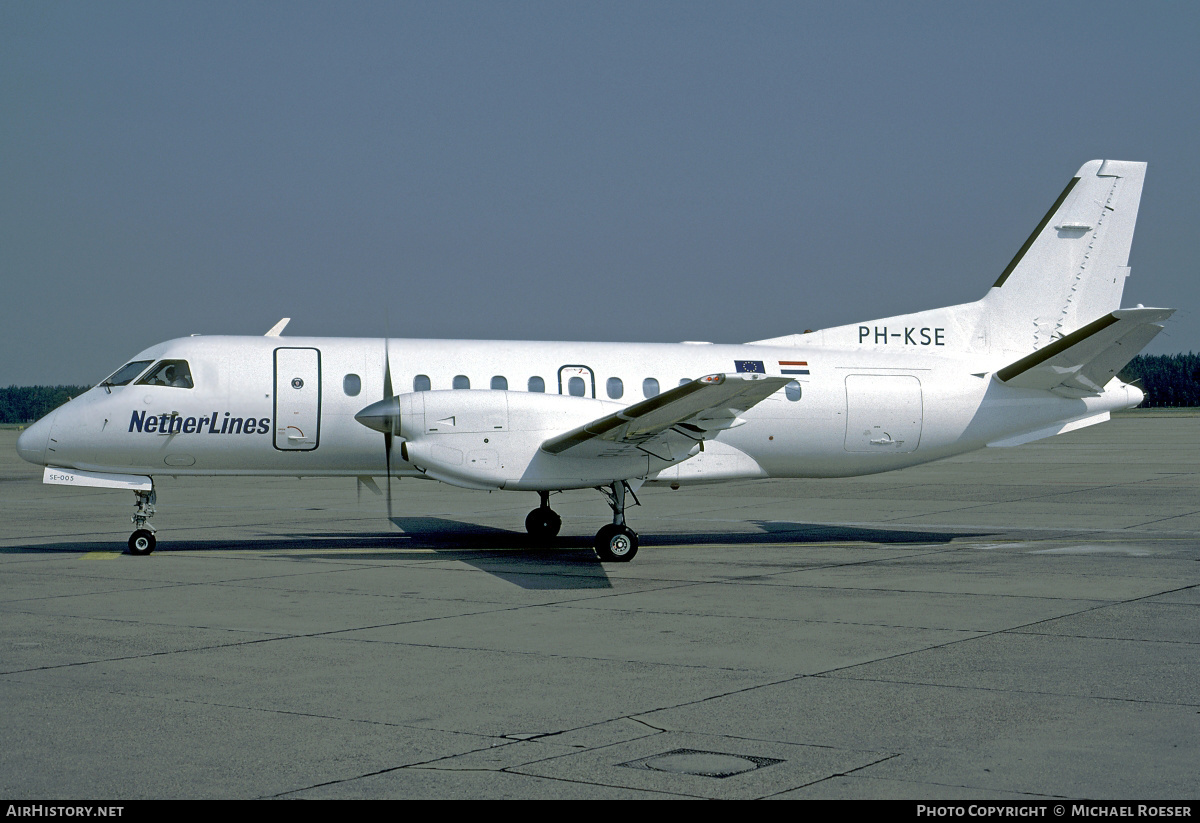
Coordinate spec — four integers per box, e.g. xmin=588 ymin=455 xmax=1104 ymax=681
xmin=1 ymin=386 xmax=92 ymax=425
xmin=1118 ymin=353 xmax=1200 ymax=407
xmin=0 ymin=353 xmax=1197 ymax=424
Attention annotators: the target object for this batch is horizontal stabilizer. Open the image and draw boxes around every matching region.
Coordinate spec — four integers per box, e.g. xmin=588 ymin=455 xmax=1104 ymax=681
xmin=996 ymin=307 xmax=1173 ymax=395
xmin=542 ymin=373 xmax=790 ymax=461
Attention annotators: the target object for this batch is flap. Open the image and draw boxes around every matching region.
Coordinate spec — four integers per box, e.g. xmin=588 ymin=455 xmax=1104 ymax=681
xmin=541 ymin=372 xmax=791 ymax=461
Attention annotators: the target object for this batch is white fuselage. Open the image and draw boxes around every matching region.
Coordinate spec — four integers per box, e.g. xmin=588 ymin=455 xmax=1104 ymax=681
xmin=18 ymin=334 xmax=1141 ymax=491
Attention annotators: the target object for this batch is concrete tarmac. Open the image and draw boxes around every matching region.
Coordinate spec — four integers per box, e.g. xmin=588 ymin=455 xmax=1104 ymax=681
xmin=1 ymin=414 xmax=1197 ymax=799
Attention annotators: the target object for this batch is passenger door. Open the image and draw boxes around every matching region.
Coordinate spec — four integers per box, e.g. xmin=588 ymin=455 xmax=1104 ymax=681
xmin=274 ymin=348 xmax=321 ymax=450
xmin=557 ymin=364 xmax=596 ymax=398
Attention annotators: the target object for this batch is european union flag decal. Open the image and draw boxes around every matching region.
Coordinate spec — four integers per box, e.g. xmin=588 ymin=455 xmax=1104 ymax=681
xmin=734 ymin=360 xmax=765 ymax=373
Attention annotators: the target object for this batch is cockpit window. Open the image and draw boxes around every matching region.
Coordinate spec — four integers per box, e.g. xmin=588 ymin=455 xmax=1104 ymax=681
xmin=136 ymin=360 xmax=194 ymax=389
xmin=100 ymin=360 xmax=154 ymax=387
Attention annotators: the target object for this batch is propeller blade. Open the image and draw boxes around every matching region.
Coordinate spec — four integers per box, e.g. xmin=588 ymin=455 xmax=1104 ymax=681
xmin=383 ymin=336 xmax=392 ymax=399
xmin=386 ymin=446 xmax=393 ymax=521
xmin=384 ymin=337 xmax=393 ymax=522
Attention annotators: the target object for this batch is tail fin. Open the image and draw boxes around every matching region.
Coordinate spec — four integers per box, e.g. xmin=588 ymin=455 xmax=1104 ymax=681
xmin=980 ymin=159 xmax=1146 ymax=357
xmin=750 ymin=160 xmax=1153 ymax=360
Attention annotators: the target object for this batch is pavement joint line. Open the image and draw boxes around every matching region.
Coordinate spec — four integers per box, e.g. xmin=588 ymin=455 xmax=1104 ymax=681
xmin=759 ymin=752 xmax=904 ymax=799
xmin=815 ymin=672 xmax=1200 ymax=709
xmin=270 ymin=731 xmax=695 ymax=800
xmin=827 ymin=770 xmax=1070 ymax=800
xmin=1010 ymin=629 xmax=1200 ymax=645
xmin=1 ymin=593 xmax=1087 ymax=639
xmin=3 ymin=599 xmax=665 ymax=675
xmin=0 ymin=674 xmax=512 ymax=741
xmin=493 ymin=768 xmax=699 ymax=799
xmin=319 ymin=635 xmax=806 ymax=674
xmin=806 ymin=581 xmax=1196 ymax=682
xmin=282 ymin=763 xmax=697 ymax=800
xmin=414 ymin=726 xmax=667 ymax=773
xmin=6 ymin=579 xmax=797 ymax=676
xmin=1126 ymin=509 xmax=1200 ymax=528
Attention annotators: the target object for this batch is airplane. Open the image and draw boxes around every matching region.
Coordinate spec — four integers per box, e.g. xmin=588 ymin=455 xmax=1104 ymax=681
xmin=16 ymin=159 xmax=1172 ymax=562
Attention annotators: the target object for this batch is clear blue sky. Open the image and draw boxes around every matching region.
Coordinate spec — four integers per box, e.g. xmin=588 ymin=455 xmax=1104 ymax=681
xmin=3 ymin=1 xmax=1197 ymax=385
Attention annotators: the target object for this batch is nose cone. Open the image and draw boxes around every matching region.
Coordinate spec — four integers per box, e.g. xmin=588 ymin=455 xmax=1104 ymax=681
xmin=16 ymin=410 xmax=56 ymax=466
xmin=355 ymin=397 xmax=400 ymax=435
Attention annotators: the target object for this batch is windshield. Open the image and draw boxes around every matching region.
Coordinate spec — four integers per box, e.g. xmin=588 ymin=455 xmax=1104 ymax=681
xmin=136 ymin=360 xmax=194 ymax=389
xmin=100 ymin=360 xmax=154 ymax=387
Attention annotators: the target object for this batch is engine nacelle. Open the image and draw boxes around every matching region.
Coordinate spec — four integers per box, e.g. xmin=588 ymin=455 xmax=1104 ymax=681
xmin=361 ymin=390 xmax=668 ymax=490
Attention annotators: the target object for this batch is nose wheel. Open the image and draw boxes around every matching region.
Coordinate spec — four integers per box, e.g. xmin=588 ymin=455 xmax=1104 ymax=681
xmin=525 ymin=492 xmax=562 ymax=542
xmin=129 ymin=529 xmax=156 ymax=555
xmin=128 ymin=487 xmax=157 ymax=555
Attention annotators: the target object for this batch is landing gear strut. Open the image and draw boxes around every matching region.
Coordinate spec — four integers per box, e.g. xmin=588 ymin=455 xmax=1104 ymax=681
xmin=594 ymin=481 xmax=639 ymax=562
xmin=525 ymin=491 xmax=562 ymax=541
xmin=128 ymin=486 xmax=157 ymax=556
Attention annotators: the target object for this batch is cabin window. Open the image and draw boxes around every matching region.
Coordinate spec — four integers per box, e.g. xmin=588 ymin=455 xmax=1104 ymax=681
xmin=413 ymin=374 xmax=431 ymax=392
xmin=453 ymin=375 xmax=470 ymax=390
xmin=642 ymin=377 xmax=659 ymax=398
xmin=490 ymin=375 xmax=508 ymax=390
xmin=568 ymin=376 xmax=586 ymax=397
xmin=679 ymin=378 xmax=690 ymax=386
xmin=136 ymin=360 xmax=194 ymax=389
xmin=606 ymin=377 xmax=624 ymax=399
xmin=528 ymin=376 xmax=545 ymax=392
xmin=785 ymin=380 xmax=802 ymax=401
xmin=101 ymin=360 xmax=154 ymax=388
xmin=343 ymin=374 xmax=361 ymax=396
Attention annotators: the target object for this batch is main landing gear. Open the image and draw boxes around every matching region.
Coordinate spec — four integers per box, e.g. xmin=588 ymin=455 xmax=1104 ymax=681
xmin=595 ymin=481 xmax=638 ymax=562
xmin=524 ymin=483 xmax=640 ymax=562
xmin=128 ymin=486 xmax=157 ymax=556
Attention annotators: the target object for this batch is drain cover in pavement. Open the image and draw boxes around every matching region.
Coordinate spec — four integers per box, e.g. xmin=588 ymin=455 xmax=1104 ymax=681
xmin=619 ymin=748 xmax=783 ymax=778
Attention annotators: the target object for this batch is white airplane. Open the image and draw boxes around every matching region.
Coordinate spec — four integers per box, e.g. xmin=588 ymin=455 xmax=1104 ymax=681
xmin=17 ymin=159 xmax=1172 ymax=561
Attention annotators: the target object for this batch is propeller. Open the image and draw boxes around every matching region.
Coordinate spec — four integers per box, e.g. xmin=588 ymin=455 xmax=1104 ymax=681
xmin=354 ymin=339 xmax=401 ymax=523
xmin=383 ymin=340 xmax=393 ymax=522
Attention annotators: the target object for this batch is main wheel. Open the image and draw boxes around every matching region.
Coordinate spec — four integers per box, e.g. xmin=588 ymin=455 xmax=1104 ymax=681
xmin=128 ymin=529 xmax=156 ymax=556
xmin=525 ymin=507 xmax=562 ymax=541
xmin=594 ymin=524 xmax=638 ymax=562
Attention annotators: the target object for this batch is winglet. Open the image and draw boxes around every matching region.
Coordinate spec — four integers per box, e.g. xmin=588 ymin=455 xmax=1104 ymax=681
xmin=265 ymin=318 xmax=291 ymax=337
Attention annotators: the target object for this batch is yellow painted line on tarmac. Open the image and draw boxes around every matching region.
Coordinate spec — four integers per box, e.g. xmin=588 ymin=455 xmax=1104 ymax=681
xmin=83 ymin=551 xmax=121 ymax=559
xmin=262 ymin=547 xmax=438 ymax=555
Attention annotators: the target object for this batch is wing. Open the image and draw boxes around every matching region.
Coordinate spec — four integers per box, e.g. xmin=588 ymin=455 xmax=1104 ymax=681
xmin=997 ymin=307 xmax=1173 ymax=396
xmin=540 ymin=372 xmax=791 ymax=462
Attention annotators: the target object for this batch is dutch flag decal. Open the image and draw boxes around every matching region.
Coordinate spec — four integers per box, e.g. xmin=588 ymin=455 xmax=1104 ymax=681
xmin=779 ymin=360 xmax=810 ymax=376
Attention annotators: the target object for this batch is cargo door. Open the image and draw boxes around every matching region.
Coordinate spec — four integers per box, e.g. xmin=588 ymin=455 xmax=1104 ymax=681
xmin=844 ymin=374 xmax=922 ymax=453
xmin=274 ymin=348 xmax=321 ymax=450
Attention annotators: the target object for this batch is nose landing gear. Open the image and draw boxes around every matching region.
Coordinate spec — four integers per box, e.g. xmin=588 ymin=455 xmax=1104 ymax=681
xmin=128 ymin=487 xmax=157 ymax=555
xmin=525 ymin=491 xmax=562 ymax=542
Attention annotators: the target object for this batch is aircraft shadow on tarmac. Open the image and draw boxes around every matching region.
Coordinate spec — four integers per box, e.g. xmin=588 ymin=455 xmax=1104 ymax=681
xmin=11 ymin=518 xmax=995 ymax=591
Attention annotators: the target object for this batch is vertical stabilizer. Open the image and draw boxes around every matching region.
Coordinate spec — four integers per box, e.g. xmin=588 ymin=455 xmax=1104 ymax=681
xmin=748 ymin=160 xmax=1152 ymax=360
xmin=981 ymin=160 xmax=1145 ymax=358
